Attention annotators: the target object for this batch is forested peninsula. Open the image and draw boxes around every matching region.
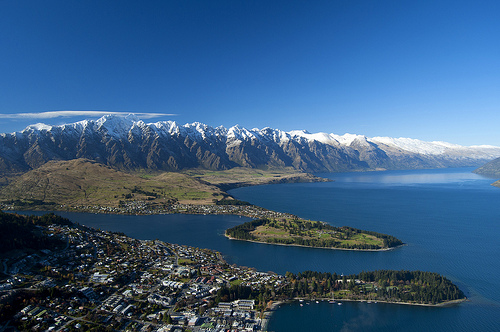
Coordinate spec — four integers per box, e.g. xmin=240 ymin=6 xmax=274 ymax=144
xmin=225 ymin=218 xmax=403 ymax=250
xmin=276 ymin=270 xmax=466 ymax=305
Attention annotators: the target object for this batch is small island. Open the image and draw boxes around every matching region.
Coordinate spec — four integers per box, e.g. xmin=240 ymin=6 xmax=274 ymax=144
xmin=225 ymin=217 xmax=403 ymax=250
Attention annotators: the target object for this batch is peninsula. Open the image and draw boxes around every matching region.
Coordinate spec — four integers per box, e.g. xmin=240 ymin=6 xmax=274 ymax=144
xmin=225 ymin=217 xmax=403 ymax=250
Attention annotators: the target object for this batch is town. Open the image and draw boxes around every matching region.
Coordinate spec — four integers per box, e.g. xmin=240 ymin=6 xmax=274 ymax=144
xmin=0 ymin=214 xmax=287 ymax=331
xmin=0 ymin=200 xmax=296 ymax=221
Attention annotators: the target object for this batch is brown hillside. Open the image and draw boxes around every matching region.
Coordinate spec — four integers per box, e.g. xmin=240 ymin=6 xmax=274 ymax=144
xmin=0 ymin=159 xmax=224 ymax=207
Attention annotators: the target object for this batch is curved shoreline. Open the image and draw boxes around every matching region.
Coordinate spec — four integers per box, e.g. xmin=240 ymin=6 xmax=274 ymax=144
xmin=264 ymin=297 xmax=467 ymax=330
xmin=271 ymin=297 xmax=467 ymax=309
xmin=225 ymin=233 xmax=405 ymax=252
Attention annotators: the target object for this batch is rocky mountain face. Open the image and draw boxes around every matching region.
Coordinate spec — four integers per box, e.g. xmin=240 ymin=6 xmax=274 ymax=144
xmin=1 ymin=114 xmax=500 ymax=174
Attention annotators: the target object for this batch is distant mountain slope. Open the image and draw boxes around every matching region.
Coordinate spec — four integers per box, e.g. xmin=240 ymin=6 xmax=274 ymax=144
xmin=1 ymin=114 xmax=499 ymax=174
xmin=473 ymin=157 xmax=500 ymax=188
xmin=473 ymin=157 xmax=500 ymax=177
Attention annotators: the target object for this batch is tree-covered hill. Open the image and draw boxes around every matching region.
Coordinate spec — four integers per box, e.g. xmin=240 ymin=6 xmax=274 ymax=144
xmin=0 ymin=211 xmax=71 ymax=254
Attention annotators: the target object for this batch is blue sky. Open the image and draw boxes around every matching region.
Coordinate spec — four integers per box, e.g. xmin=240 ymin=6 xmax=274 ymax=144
xmin=0 ymin=0 xmax=499 ymax=145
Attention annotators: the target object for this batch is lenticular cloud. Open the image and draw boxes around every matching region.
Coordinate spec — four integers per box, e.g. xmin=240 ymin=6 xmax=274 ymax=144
xmin=0 ymin=110 xmax=175 ymax=119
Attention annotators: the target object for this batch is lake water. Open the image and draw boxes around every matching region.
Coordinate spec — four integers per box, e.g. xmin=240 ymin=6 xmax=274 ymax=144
xmin=230 ymin=168 xmax=500 ymax=331
xmin=16 ymin=167 xmax=500 ymax=331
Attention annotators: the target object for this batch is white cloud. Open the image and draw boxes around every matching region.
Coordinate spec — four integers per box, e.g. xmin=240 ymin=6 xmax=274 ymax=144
xmin=0 ymin=110 xmax=176 ymax=119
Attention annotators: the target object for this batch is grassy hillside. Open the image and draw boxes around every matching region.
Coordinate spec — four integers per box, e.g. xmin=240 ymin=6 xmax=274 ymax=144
xmin=0 ymin=159 xmax=225 ymax=208
xmin=0 ymin=159 xmax=328 ymax=211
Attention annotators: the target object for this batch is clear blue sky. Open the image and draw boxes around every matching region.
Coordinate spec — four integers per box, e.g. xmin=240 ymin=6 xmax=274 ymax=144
xmin=1 ymin=0 xmax=499 ymax=145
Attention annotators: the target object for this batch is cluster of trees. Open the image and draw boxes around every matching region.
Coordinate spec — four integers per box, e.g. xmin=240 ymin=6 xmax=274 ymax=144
xmin=130 ymin=186 xmax=160 ymax=198
xmin=214 ymin=198 xmax=252 ymax=206
xmin=262 ymin=236 xmax=384 ymax=249
xmin=215 ymin=284 xmax=255 ymax=303
xmin=356 ymin=270 xmax=465 ymax=304
xmin=281 ymin=270 xmax=465 ymax=305
xmin=225 ymin=219 xmax=267 ymax=240
xmin=2 ymin=199 xmax=56 ymax=207
xmin=214 ymin=283 xmax=285 ymax=312
xmin=0 ymin=211 xmax=71 ymax=254
xmin=341 ymin=227 xmax=403 ymax=248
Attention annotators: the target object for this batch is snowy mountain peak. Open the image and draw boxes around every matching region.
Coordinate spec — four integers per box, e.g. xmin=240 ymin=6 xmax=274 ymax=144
xmin=150 ymin=120 xmax=179 ymax=135
xmin=227 ymin=125 xmax=258 ymax=141
xmin=95 ymin=114 xmax=139 ymax=138
xmin=370 ymin=137 xmax=455 ymax=155
xmin=289 ymin=131 xmax=366 ymax=146
xmin=24 ymin=123 xmax=53 ymax=132
xmin=335 ymin=133 xmax=367 ymax=146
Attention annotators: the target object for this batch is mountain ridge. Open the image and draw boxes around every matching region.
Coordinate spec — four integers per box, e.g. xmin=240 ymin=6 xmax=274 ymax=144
xmin=1 ymin=114 xmax=499 ymax=174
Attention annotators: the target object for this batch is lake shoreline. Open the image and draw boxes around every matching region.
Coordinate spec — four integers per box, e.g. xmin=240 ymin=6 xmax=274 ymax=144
xmin=224 ymin=233 xmax=405 ymax=252
xmin=263 ymin=297 xmax=467 ymax=330
xmin=269 ymin=296 xmax=467 ymax=310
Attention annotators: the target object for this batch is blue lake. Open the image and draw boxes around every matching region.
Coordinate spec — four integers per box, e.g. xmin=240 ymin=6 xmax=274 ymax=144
xmin=17 ymin=167 xmax=500 ymax=331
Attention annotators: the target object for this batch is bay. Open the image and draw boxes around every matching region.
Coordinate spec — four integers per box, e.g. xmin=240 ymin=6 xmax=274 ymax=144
xmin=15 ymin=167 xmax=500 ymax=331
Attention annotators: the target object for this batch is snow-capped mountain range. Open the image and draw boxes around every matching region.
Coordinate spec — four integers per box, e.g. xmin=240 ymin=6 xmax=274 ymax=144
xmin=1 ymin=114 xmax=499 ymax=174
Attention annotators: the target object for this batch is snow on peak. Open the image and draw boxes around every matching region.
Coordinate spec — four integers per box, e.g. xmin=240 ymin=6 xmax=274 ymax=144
xmin=288 ymin=130 xmax=365 ymax=146
xmin=95 ymin=114 xmax=138 ymax=138
xmin=369 ymin=136 xmax=457 ymax=155
xmin=181 ymin=122 xmax=212 ymax=140
xmin=289 ymin=129 xmax=310 ymax=135
xmin=214 ymin=125 xmax=228 ymax=136
xmin=150 ymin=120 xmax=179 ymax=135
xmin=24 ymin=123 xmax=53 ymax=132
xmin=227 ymin=125 xmax=256 ymax=140
xmin=332 ymin=133 xmax=367 ymax=146
xmin=368 ymin=136 xmax=500 ymax=158
xmin=96 ymin=114 xmax=136 ymax=126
